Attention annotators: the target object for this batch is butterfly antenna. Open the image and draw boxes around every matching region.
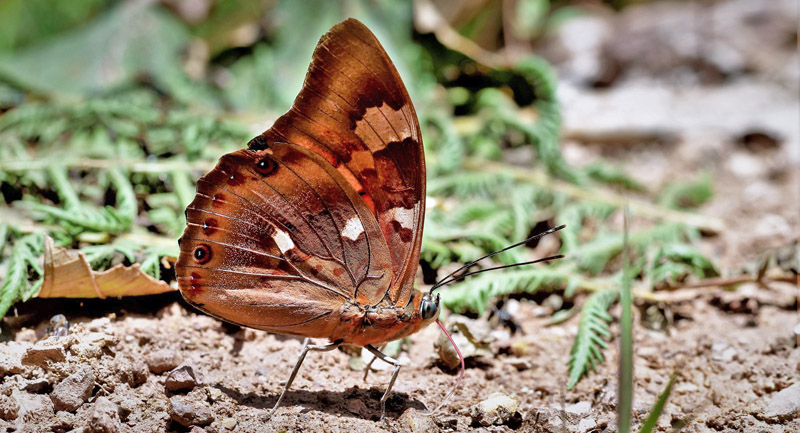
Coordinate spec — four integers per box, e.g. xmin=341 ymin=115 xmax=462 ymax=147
xmin=430 ymin=224 xmax=566 ymax=293
xmin=433 ymin=255 xmax=565 ymax=289
xmin=421 ymin=318 xmax=465 ymax=417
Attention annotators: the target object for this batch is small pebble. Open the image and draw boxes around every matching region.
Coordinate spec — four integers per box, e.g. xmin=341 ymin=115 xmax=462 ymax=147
xmin=762 ymin=382 xmax=800 ymax=422
xmin=711 ymin=342 xmax=737 ymax=362
xmin=21 ymin=344 xmax=66 ymax=367
xmin=165 ymin=365 xmax=199 ymax=392
xmin=51 ymin=367 xmax=95 ymax=412
xmin=565 ymin=401 xmax=592 ymax=416
xmin=503 ymin=357 xmax=532 ymax=371
xmin=146 ymin=350 xmax=181 ymax=374
xmin=469 ymin=392 xmax=520 ymax=426
xmin=23 ymin=378 xmax=51 ymax=393
xmin=578 ymin=417 xmax=597 ymax=432
xmin=221 ymin=417 xmax=237 ymax=430
xmin=13 ymin=390 xmax=54 ymax=423
xmin=88 ymin=397 xmax=120 ymax=433
xmin=345 ymin=398 xmax=369 ymax=417
xmin=0 ymin=394 xmax=19 ymax=420
xmin=169 ymin=396 xmax=214 ymax=427
xmin=206 ymin=387 xmax=224 ymax=403
xmin=398 ymin=408 xmax=440 ymax=433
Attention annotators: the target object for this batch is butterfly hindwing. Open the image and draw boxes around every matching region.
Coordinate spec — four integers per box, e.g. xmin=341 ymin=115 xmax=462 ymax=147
xmin=177 ymin=143 xmax=393 ymax=335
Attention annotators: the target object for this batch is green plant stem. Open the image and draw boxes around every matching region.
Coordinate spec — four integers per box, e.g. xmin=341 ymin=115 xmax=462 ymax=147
xmin=465 ymin=159 xmax=725 ymax=234
xmin=618 ymin=209 xmax=634 ymax=433
xmin=0 ymin=158 xmax=216 ymax=173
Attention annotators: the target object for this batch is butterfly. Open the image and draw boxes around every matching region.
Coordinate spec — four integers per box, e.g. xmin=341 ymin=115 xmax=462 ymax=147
xmin=176 ymin=18 xmax=564 ymax=421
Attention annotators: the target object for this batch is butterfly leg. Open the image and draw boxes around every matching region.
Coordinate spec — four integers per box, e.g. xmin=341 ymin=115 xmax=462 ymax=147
xmin=362 ymin=343 xmax=386 ymax=382
xmin=365 ymin=344 xmax=402 ymax=423
xmin=265 ymin=338 xmax=342 ymax=420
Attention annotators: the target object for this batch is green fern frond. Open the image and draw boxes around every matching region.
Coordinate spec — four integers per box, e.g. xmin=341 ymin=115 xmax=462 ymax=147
xmin=658 ymin=174 xmax=712 ymax=210
xmin=440 ymin=266 xmax=571 ymax=314
xmin=649 ymin=242 xmax=718 ymax=286
xmin=81 ymin=241 xmax=138 ymax=269
xmin=427 ymin=170 xmax=513 ymax=197
xmin=33 ymin=166 xmax=137 ymax=236
xmin=570 ymin=223 xmax=698 ymax=274
xmin=567 ymin=289 xmax=618 ymax=389
xmin=585 ymin=163 xmax=646 ymax=191
xmin=0 ymin=233 xmax=45 ymax=321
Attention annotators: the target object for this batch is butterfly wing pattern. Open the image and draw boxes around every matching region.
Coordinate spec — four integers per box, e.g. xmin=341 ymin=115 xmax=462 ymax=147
xmin=176 ymin=19 xmax=427 ymax=346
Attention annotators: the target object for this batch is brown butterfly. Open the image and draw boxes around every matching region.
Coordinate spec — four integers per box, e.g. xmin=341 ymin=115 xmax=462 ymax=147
xmin=176 ymin=18 xmax=563 ymax=421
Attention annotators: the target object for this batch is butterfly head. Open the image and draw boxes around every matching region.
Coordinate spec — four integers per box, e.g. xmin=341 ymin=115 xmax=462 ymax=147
xmin=419 ymin=292 xmax=440 ymax=321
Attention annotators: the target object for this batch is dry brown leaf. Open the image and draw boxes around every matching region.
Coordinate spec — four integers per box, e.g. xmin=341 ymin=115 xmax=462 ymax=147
xmin=39 ymin=236 xmax=175 ymax=299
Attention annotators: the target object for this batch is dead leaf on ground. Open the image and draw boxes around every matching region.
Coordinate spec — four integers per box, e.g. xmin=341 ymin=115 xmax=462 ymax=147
xmin=39 ymin=236 xmax=175 ymax=299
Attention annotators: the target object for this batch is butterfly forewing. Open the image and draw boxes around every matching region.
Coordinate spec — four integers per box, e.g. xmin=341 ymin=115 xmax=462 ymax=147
xmin=254 ymin=19 xmax=425 ymax=308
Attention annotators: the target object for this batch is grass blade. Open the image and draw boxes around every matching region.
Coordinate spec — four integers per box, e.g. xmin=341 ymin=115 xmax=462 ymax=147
xmin=639 ymin=372 xmax=678 ymax=433
xmin=618 ymin=206 xmax=634 ymax=433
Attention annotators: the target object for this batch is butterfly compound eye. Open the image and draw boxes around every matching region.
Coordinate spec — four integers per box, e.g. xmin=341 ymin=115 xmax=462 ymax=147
xmin=193 ymin=244 xmax=212 ymax=264
xmin=420 ymin=294 xmax=440 ymax=321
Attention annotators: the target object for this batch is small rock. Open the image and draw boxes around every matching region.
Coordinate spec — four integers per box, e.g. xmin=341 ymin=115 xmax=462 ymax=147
xmin=131 ymin=360 xmax=149 ymax=386
xmin=15 ymin=329 xmax=37 ymax=342
xmin=0 ymin=394 xmax=19 ymax=420
xmin=51 ymin=366 xmax=95 ymax=411
xmin=87 ymin=317 xmax=111 ymax=332
xmin=503 ymin=357 xmax=533 ymax=371
xmin=70 ymin=333 xmax=117 ymax=359
xmin=221 ymin=416 xmax=237 ymax=430
xmin=345 ymin=398 xmax=369 ymax=417
xmin=21 ymin=343 xmax=66 ymax=367
xmin=70 ymin=343 xmax=102 ymax=359
xmin=189 ymin=427 xmax=205 ymax=433
xmin=469 ymin=392 xmax=520 ymax=426
xmin=435 ymin=316 xmax=495 ymax=369
xmin=509 ymin=339 xmax=535 ymax=357
xmin=165 ymin=365 xmax=199 ymax=392
xmin=565 ymin=401 xmax=592 ymax=416
xmin=578 ymin=417 xmax=597 ymax=432
xmin=762 ymin=382 xmax=800 ymax=422
xmin=118 ymin=399 xmax=140 ymax=421
xmin=675 ymin=382 xmax=699 ymax=393
xmin=12 ymin=390 xmax=54 ymax=424
xmin=89 ymin=397 xmax=120 ymax=433
xmin=169 ymin=396 xmax=213 ymax=427
xmin=146 ymin=350 xmax=181 ymax=374
xmin=398 ymin=408 xmax=440 ymax=433
xmin=711 ymin=342 xmax=737 ymax=362
xmin=51 ymin=410 xmax=77 ymax=432
xmin=206 ymin=387 xmax=224 ymax=403
xmin=23 ymin=378 xmax=52 ymax=393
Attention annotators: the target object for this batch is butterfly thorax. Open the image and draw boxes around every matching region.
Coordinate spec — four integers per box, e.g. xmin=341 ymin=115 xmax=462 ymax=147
xmin=332 ymin=289 xmax=434 ymax=346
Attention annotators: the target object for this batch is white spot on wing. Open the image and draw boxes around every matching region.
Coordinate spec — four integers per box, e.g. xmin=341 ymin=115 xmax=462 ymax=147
xmin=273 ymin=228 xmax=295 ymax=253
xmin=342 ymin=217 xmax=364 ymax=241
xmin=387 ymin=207 xmax=415 ymax=229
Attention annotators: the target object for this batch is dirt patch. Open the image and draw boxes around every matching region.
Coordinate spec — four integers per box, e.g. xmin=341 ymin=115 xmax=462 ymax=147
xmin=0 ymin=281 xmax=796 ymax=432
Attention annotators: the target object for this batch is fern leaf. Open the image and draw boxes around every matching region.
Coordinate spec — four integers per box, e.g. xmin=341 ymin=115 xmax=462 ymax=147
xmin=440 ymin=266 xmax=571 ymax=314
xmin=567 ymin=289 xmax=618 ymax=389
xmin=0 ymin=233 xmax=45 ymax=321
